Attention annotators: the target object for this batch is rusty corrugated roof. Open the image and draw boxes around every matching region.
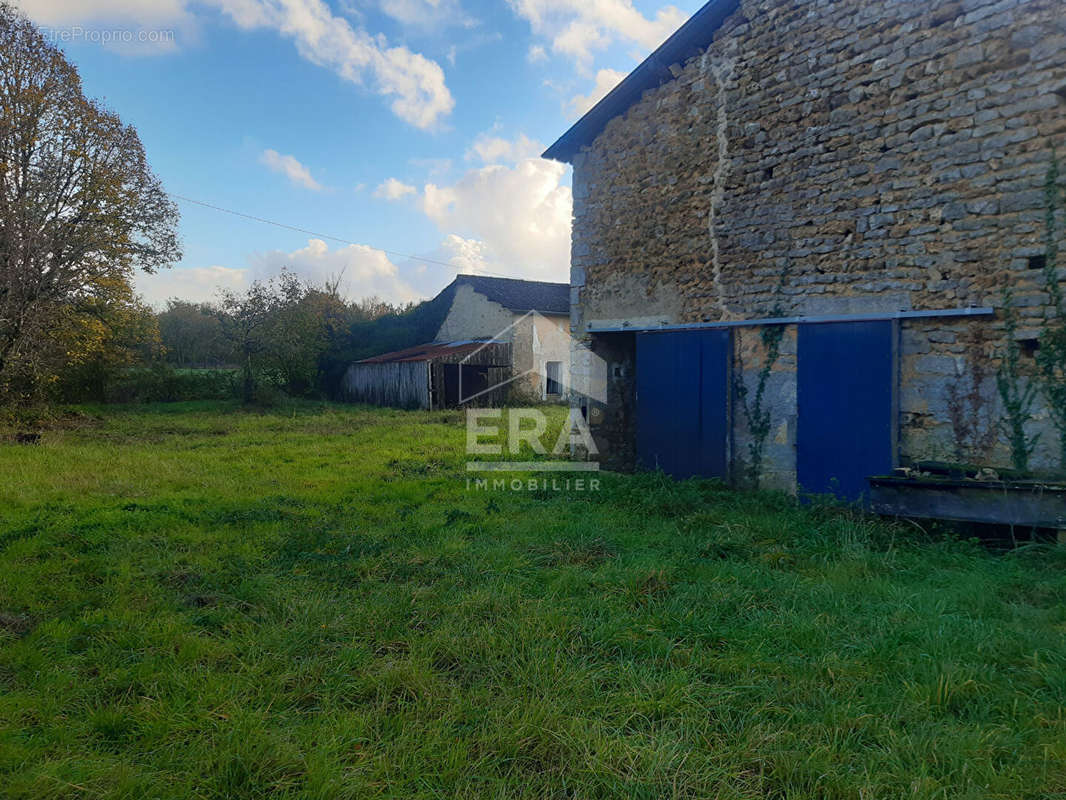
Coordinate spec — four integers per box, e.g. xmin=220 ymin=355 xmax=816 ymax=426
xmin=358 ymin=340 xmax=495 ymax=363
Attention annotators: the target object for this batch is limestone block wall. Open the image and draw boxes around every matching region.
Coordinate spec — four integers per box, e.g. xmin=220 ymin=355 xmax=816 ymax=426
xmin=569 ymin=0 xmax=1066 ymax=483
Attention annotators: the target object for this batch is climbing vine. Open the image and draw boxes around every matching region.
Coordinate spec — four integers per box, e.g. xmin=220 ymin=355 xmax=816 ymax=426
xmin=996 ymin=286 xmax=1040 ymax=472
xmin=944 ymin=329 xmax=998 ymax=464
xmin=735 ymin=258 xmax=792 ymax=489
xmin=1034 ymin=153 xmax=1066 ymax=468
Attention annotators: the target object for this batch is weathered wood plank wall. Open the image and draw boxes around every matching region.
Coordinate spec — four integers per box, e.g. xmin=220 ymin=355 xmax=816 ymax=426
xmin=342 ymin=362 xmax=430 ymax=409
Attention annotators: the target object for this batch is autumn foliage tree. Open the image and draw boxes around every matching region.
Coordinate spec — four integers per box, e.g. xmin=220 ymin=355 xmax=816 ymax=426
xmin=0 ymin=3 xmax=180 ymax=401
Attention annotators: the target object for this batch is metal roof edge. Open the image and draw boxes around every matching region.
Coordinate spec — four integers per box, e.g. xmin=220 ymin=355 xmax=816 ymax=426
xmin=585 ymin=307 xmax=996 ymax=333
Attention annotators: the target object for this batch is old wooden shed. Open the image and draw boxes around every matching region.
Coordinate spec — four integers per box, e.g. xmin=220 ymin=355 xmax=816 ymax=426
xmin=342 ymin=340 xmax=511 ymax=410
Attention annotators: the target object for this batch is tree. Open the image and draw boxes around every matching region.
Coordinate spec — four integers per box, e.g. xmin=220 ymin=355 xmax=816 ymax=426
xmin=219 ymin=279 xmax=283 ymax=404
xmin=157 ymin=300 xmax=230 ymax=367
xmin=52 ymin=281 xmax=162 ymax=401
xmin=0 ymin=3 xmax=180 ymax=400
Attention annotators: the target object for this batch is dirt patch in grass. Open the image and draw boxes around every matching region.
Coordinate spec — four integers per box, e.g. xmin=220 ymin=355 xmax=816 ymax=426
xmin=0 ymin=612 xmax=34 ymax=636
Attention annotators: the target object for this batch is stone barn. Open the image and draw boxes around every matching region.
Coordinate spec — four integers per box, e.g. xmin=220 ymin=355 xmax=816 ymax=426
xmin=436 ymin=275 xmax=572 ymax=402
xmin=545 ymin=0 xmax=1066 ymax=498
xmin=343 ymin=275 xmax=572 ymax=408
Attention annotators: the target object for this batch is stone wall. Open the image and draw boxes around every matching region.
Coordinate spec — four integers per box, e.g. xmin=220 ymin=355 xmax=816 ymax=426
xmin=436 ymin=284 xmax=515 ymax=345
xmin=569 ymin=0 xmax=1066 ymax=484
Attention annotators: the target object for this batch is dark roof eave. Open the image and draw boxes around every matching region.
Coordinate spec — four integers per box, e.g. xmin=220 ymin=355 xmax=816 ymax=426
xmin=542 ymin=0 xmax=741 ymax=164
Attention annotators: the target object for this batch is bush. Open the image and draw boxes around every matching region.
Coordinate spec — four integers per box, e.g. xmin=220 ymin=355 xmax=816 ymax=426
xmin=99 ymin=366 xmax=239 ymax=403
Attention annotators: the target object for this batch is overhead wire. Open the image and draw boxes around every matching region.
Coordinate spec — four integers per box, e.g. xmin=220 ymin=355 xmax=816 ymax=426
xmin=169 ymin=193 xmax=520 ymax=279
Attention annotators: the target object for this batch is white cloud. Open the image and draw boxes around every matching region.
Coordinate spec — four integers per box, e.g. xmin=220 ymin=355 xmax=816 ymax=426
xmin=527 ymin=44 xmax=547 ymax=62
xmin=249 ymin=239 xmax=420 ymax=303
xmin=16 ymin=0 xmax=189 ymax=54
xmin=17 ymin=0 xmax=455 ymax=128
xmin=508 ymin=0 xmax=686 ymax=69
xmin=569 ymin=67 xmax=626 ymax=117
xmin=420 ymin=137 xmax=572 ymax=282
xmin=134 ymin=265 xmax=249 ymax=307
xmin=373 ymin=177 xmax=417 ymax=200
xmin=16 ymin=0 xmax=186 ymax=26
xmin=465 ymin=131 xmax=542 ymax=165
xmin=209 ymin=0 xmax=454 ymax=129
xmin=135 ymin=242 xmax=424 ymax=307
xmin=436 ymin=234 xmax=490 ymax=273
xmin=377 ymin=0 xmax=476 ymax=29
xmin=260 ymin=149 xmax=324 ymax=191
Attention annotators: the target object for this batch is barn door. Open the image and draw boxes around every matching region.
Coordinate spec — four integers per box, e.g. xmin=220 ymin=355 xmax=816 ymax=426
xmin=636 ymin=329 xmax=731 ymax=480
xmin=796 ymin=321 xmax=897 ymax=502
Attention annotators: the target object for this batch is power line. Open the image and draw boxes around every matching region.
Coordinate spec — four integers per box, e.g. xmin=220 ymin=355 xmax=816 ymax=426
xmin=169 ymin=193 xmax=517 ymax=279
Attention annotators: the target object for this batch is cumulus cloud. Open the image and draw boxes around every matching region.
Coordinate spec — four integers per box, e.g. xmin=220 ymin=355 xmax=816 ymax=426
xmin=18 ymin=0 xmax=455 ymax=128
xmin=136 ymin=242 xmax=424 ymax=307
xmin=134 ymin=265 xmax=249 ymax=307
xmin=465 ymin=131 xmax=542 ymax=165
xmin=249 ymin=239 xmax=420 ymax=303
xmin=373 ymin=177 xmax=417 ymax=200
xmin=508 ymin=0 xmax=686 ymax=69
xmin=527 ymin=43 xmax=547 ymax=62
xmin=568 ymin=67 xmax=626 ymax=117
xmin=420 ymin=136 xmax=572 ymax=282
xmin=209 ymin=0 xmax=454 ymax=129
xmin=260 ymin=149 xmax=324 ymax=191
xmin=435 ymin=234 xmax=491 ymax=273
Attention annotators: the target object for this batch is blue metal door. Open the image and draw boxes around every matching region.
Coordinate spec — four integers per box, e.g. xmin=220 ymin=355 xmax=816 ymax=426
xmin=797 ymin=321 xmax=896 ymax=502
xmin=636 ymin=329 xmax=731 ymax=479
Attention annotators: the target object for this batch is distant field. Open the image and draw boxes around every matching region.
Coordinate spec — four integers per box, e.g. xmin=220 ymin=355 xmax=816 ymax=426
xmin=1 ymin=402 xmax=1064 ymax=799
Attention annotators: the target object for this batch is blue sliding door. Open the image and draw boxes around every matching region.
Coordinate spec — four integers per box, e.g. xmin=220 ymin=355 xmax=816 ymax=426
xmin=636 ymin=329 xmax=732 ymax=480
xmin=796 ymin=321 xmax=896 ymax=502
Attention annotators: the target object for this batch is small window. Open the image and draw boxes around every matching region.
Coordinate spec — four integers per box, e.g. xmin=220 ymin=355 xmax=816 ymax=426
xmin=1029 ymin=255 xmax=1047 ymax=271
xmin=1020 ymin=338 xmax=1040 ymax=358
xmin=545 ymin=361 xmax=562 ymax=396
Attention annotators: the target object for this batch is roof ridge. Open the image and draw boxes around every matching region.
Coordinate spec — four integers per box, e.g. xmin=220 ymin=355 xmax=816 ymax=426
xmin=543 ymin=0 xmax=741 ymax=163
xmin=454 ymin=274 xmax=567 ymax=287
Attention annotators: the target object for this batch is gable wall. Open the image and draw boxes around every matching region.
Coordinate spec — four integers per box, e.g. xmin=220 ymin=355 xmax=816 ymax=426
xmin=435 ymin=285 xmax=571 ymax=403
xmin=570 ymin=0 xmax=1066 ymax=482
xmin=436 ymin=284 xmax=516 ymax=344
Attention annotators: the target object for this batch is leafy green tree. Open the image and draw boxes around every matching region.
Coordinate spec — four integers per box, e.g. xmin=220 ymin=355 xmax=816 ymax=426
xmin=157 ymin=300 xmax=231 ymax=368
xmin=0 ymin=3 xmax=180 ymax=401
xmin=219 ymin=279 xmax=284 ymax=404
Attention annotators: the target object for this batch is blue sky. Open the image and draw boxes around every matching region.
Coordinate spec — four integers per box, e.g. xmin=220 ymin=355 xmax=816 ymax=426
xmin=17 ymin=0 xmax=703 ymax=306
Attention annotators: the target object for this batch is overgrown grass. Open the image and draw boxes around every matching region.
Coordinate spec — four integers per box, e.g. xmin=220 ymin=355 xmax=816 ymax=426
xmin=1 ymin=402 xmax=1065 ymax=798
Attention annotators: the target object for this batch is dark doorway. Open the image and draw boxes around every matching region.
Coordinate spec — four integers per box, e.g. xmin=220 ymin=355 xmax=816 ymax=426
xmin=442 ymin=364 xmax=491 ymax=407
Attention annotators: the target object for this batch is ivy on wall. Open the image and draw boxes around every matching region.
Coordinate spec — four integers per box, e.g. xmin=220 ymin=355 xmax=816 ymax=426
xmin=735 ymin=257 xmax=792 ymax=489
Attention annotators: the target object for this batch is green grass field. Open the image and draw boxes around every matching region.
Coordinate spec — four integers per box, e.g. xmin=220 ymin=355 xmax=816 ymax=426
xmin=1 ymin=402 xmax=1065 ymax=799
